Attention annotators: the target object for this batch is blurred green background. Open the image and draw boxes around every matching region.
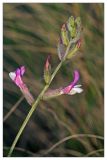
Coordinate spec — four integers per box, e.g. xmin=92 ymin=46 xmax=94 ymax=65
xmin=3 ymin=3 xmax=104 ymax=157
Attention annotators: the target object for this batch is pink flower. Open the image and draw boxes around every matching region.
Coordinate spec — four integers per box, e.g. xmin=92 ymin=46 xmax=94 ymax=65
xmin=42 ymin=70 xmax=83 ymax=100
xmin=9 ymin=66 xmax=25 ymax=89
xmin=61 ymin=70 xmax=83 ymax=95
xmin=9 ymin=66 xmax=34 ymax=105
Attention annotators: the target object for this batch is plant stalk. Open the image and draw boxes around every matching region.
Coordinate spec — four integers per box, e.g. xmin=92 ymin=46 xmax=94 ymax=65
xmin=7 ymin=39 xmax=73 ymax=157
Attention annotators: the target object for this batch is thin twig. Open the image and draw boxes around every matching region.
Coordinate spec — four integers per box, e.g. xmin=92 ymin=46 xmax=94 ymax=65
xmin=40 ymin=104 xmax=97 ymax=153
xmin=3 ymin=96 xmax=24 ymax=122
xmin=7 ymin=84 xmax=49 ymax=157
xmin=40 ymin=134 xmax=104 ymax=156
xmin=41 ymin=104 xmax=72 ymax=134
xmin=4 ymin=146 xmax=38 ymax=156
xmin=84 ymin=148 xmax=104 ymax=157
xmin=51 ymin=148 xmax=84 ymax=157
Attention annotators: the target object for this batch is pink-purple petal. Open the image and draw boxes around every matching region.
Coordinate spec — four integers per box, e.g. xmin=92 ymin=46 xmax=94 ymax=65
xmin=9 ymin=66 xmax=34 ymax=105
xmin=62 ymin=70 xmax=80 ymax=94
xmin=9 ymin=66 xmax=25 ymax=89
xmin=15 ymin=66 xmax=25 ymax=77
xmin=15 ymin=68 xmax=21 ymax=76
xmin=14 ymin=75 xmax=24 ymax=88
xmin=62 ymin=85 xmax=72 ymax=94
xmin=71 ymin=70 xmax=79 ymax=87
xmin=20 ymin=66 xmax=25 ymax=76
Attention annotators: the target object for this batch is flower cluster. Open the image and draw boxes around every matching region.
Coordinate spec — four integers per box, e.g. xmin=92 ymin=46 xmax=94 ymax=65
xmin=58 ymin=16 xmax=82 ymax=60
xmin=9 ymin=16 xmax=83 ymax=105
xmin=8 ymin=15 xmax=83 ymax=158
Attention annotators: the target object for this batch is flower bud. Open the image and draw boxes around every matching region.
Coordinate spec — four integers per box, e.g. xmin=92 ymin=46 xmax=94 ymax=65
xmin=57 ymin=37 xmax=66 ymax=60
xmin=61 ymin=24 xmax=69 ymax=46
xmin=67 ymin=16 xmax=76 ymax=38
xmin=57 ymin=16 xmax=82 ymax=61
xmin=76 ymin=38 xmax=82 ymax=49
xmin=44 ymin=55 xmax=51 ymax=84
xmin=67 ymin=39 xmax=82 ymax=59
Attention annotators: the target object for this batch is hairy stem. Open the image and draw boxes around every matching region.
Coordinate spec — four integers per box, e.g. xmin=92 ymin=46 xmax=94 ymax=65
xmin=7 ymin=38 xmax=73 ymax=157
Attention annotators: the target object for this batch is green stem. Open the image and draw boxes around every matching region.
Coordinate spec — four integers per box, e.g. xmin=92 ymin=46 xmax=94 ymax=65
xmin=7 ymin=38 xmax=73 ymax=157
xmin=7 ymin=61 xmax=63 ymax=157
xmin=7 ymin=84 xmax=48 ymax=157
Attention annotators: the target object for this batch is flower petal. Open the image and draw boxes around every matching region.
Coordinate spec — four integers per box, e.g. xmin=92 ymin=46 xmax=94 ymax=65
xmin=62 ymin=70 xmax=80 ymax=94
xmin=15 ymin=68 xmax=21 ymax=76
xmin=20 ymin=66 xmax=25 ymax=76
xmin=9 ymin=72 xmax=16 ymax=81
xmin=71 ymin=70 xmax=79 ymax=86
xmin=14 ymin=75 xmax=24 ymax=88
xmin=45 ymin=55 xmax=51 ymax=70
xmin=15 ymin=66 xmax=25 ymax=77
xmin=9 ymin=66 xmax=25 ymax=88
xmin=68 ymin=86 xmax=83 ymax=95
xmin=74 ymin=84 xmax=82 ymax=88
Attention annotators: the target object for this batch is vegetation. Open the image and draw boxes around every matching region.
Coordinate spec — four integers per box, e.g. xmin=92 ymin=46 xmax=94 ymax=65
xmin=3 ymin=3 xmax=104 ymax=157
